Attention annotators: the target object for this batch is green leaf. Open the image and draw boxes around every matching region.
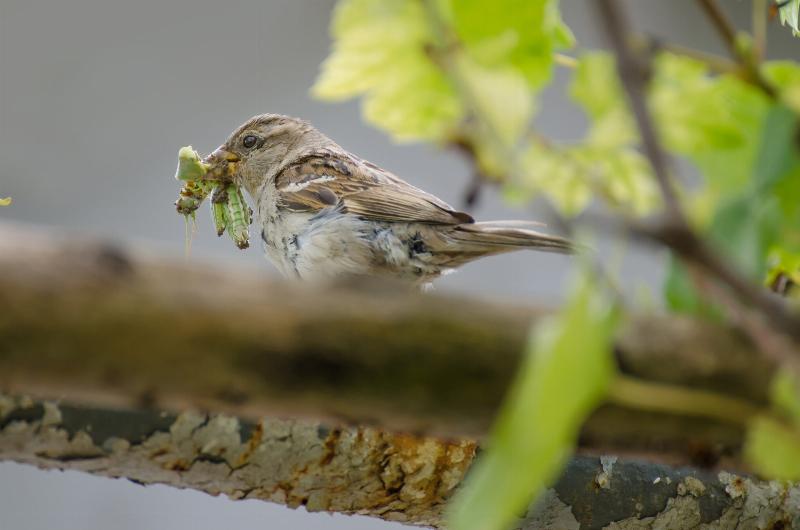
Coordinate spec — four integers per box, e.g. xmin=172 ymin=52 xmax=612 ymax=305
xmin=651 ymin=54 xmax=750 ymax=158
xmin=445 ymin=0 xmax=573 ymax=89
xmin=457 ymin=54 xmax=534 ymax=146
xmin=570 ymin=52 xmax=637 ymax=149
xmin=753 ymin=106 xmax=798 ymax=192
xmin=447 ymin=269 xmax=618 ymax=530
xmin=665 ymin=194 xmax=780 ymax=314
xmin=777 ymin=0 xmax=800 ymax=36
xmin=517 ymin=142 xmax=591 ymax=215
xmin=514 ymin=140 xmax=658 ymax=217
xmin=663 ymin=86 xmax=789 ymax=315
xmin=746 ymin=416 xmax=800 ymax=480
xmin=360 ymin=49 xmax=463 ymax=141
xmin=710 ymin=195 xmax=781 ymax=279
xmin=175 ymin=146 xmax=209 ymax=182
xmin=312 ymin=0 xmax=463 ymax=142
xmin=515 ymin=51 xmax=657 ymax=217
xmin=763 ymin=61 xmax=800 ymax=113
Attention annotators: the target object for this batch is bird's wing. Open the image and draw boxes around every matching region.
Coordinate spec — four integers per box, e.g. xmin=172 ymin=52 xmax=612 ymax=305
xmin=274 ymin=153 xmax=474 ymax=225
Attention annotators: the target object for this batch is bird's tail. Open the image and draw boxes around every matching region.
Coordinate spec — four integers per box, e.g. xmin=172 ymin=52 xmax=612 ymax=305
xmin=445 ymin=221 xmax=573 ymax=258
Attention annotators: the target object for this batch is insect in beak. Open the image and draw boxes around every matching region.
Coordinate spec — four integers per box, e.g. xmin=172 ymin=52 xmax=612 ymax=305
xmin=202 ymin=147 xmax=241 ymax=181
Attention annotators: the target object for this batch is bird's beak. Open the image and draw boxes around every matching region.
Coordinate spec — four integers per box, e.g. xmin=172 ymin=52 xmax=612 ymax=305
xmin=202 ymin=147 xmax=241 ymax=181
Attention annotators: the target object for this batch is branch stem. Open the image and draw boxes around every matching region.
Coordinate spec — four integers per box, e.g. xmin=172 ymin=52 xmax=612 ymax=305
xmin=608 ymin=375 xmax=762 ymax=427
xmin=695 ymin=0 xmax=776 ymax=96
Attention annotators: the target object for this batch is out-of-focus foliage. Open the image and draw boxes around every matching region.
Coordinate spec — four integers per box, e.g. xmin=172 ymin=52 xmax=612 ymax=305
xmin=763 ymin=61 xmax=800 ymax=112
xmin=0 ymin=197 xmax=10 ymax=206
xmin=666 ymin=98 xmax=800 ymax=313
xmin=314 ymin=0 xmax=800 ymax=514
xmin=570 ymin=52 xmax=636 ymax=148
xmin=513 ymin=141 xmax=657 ymax=215
xmin=778 ymin=0 xmax=800 ymax=36
xmin=313 ymin=0 xmax=571 ymax=151
xmin=746 ymin=370 xmax=800 ymax=480
xmin=443 ymin=0 xmax=573 ymax=89
xmin=652 ymin=57 xmax=800 ymax=314
xmin=312 ymin=0 xmax=462 ymax=141
xmin=447 ymin=269 xmax=618 ymax=530
xmin=505 ymin=52 xmax=658 ymax=215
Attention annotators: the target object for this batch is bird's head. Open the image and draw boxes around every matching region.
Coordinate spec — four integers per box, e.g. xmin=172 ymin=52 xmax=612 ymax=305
xmin=202 ymin=114 xmax=324 ymax=195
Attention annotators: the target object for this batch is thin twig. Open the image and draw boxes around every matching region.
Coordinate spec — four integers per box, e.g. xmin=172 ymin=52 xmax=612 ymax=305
xmin=693 ymin=266 xmax=800 ymax=368
xmin=642 ymin=221 xmax=800 ymax=343
xmin=696 ymin=0 xmax=776 ymax=96
xmin=608 ymin=374 xmax=762 ymax=427
xmin=697 ymin=0 xmax=740 ymax=55
xmin=596 ymin=0 xmax=685 ymax=222
xmin=631 ymin=35 xmax=739 ymax=75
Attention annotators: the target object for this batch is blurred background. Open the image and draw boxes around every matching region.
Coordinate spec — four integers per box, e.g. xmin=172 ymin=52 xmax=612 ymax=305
xmin=0 ymin=1 xmax=796 ymax=528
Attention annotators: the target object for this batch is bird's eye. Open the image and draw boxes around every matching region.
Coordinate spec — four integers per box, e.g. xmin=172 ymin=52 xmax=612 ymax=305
xmin=242 ymin=135 xmax=258 ymax=149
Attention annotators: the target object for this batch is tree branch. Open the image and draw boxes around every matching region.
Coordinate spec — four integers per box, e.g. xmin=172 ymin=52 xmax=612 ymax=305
xmin=0 ymin=223 xmax=786 ymax=465
xmin=4 ymin=395 xmax=800 ymax=529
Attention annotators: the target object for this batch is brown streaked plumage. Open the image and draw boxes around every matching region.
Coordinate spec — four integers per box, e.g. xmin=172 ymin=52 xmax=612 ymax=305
xmin=202 ymin=113 xmax=572 ymax=286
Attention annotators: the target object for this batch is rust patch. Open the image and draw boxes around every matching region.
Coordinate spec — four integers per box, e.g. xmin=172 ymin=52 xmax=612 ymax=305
xmin=234 ymin=421 xmax=264 ymax=468
xmin=375 ymin=431 xmax=478 ymax=506
xmin=319 ymin=427 xmax=342 ymax=466
xmin=164 ymin=458 xmax=191 ymax=471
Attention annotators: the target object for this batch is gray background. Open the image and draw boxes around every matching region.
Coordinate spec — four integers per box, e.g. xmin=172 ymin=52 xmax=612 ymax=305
xmin=0 ymin=1 xmax=796 ymax=528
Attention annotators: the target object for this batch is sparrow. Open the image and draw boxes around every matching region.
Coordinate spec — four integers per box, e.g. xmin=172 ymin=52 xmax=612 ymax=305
xmin=201 ymin=114 xmax=572 ymax=286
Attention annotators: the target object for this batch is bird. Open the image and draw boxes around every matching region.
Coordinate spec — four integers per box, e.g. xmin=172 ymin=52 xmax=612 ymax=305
xmin=200 ymin=113 xmax=572 ymax=287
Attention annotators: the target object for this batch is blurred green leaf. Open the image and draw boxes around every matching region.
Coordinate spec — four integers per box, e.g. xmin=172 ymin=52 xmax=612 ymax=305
xmin=664 ymin=90 xmax=794 ymax=315
xmin=312 ymin=0 xmax=463 ymax=141
xmin=777 ymin=0 xmax=800 ymax=37
xmin=314 ymin=0 xmax=573 ymax=144
xmin=746 ymin=416 xmax=800 ymax=480
xmin=753 ymin=106 xmax=798 ymax=191
xmin=710 ymin=104 xmax=799 ymax=273
xmin=514 ymin=52 xmax=657 ymax=217
xmin=709 ymin=195 xmax=781 ymax=279
xmin=447 ymin=269 xmax=618 ymax=530
xmin=570 ymin=51 xmax=637 ymax=149
xmin=0 ymin=197 xmax=10 ymax=206
xmin=763 ymin=61 xmax=800 ymax=113
xmin=691 ymin=78 xmax=770 ymax=203
xmin=457 ymin=54 xmax=534 ymax=146
xmin=444 ymin=0 xmax=573 ymax=88
xmin=651 ymin=54 xmax=749 ymax=158
xmin=665 ymin=178 xmax=782 ymax=314
xmin=514 ymin=140 xmax=658 ymax=217
xmin=517 ymin=142 xmax=592 ymax=215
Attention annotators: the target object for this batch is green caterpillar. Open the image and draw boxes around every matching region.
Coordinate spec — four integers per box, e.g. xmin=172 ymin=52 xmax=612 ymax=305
xmin=174 ymin=146 xmax=251 ymax=250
